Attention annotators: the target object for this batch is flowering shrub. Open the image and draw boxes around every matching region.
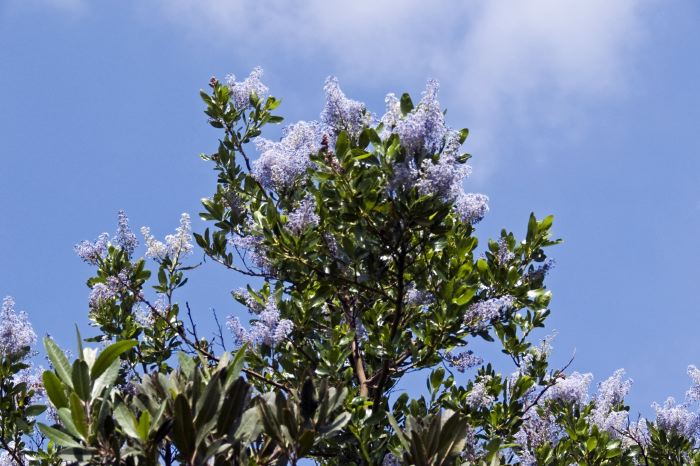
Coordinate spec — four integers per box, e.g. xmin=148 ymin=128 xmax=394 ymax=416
xmin=2 ymin=69 xmax=700 ymax=465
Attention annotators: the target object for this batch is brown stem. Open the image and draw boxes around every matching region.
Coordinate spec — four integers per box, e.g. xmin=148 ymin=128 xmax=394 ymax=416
xmin=372 ymin=244 xmax=406 ymax=408
xmin=351 ymin=338 xmax=369 ymax=397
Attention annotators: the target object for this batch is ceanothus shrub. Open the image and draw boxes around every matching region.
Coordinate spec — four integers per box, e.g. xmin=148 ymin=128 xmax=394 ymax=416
xmin=1 ymin=68 xmax=700 ymax=465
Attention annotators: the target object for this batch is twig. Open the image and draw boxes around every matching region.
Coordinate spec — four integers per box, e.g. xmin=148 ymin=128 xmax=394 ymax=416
xmin=211 ymin=308 xmax=227 ymax=352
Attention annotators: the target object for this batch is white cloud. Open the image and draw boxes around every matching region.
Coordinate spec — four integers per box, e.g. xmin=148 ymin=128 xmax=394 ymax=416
xmin=152 ymin=0 xmax=651 ymax=103
xmin=148 ymin=0 xmax=654 ymax=169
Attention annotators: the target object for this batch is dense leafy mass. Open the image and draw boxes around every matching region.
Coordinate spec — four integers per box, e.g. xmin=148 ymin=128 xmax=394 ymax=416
xmin=2 ymin=69 xmax=700 ymax=465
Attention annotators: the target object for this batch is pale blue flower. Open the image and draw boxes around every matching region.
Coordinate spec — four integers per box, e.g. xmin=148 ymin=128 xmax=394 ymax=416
xmin=141 ymin=213 xmax=193 ymax=261
xmin=653 ymin=397 xmax=699 ymax=438
xmin=287 ymin=196 xmax=320 ymax=234
xmin=225 ymin=67 xmax=268 ymax=111
xmin=447 ymin=350 xmax=483 ymax=373
xmin=253 ymin=121 xmax=321 ymax=190
xmin=455 ymin=192 xmax=489 ymax=224
xmin=74 ymin=232 xmax=109 ymax=265
xmin=465 ymin=296 xmax=514 ymax=329
xmin=115 ymin=210 xmax=138 ymax=257
xmin=547 ymin=372 xmax=593 ymax=406
xmin=0 ymin=296 xmax=36 ymax=358
xmin=321 ymin=76 xmax=372 ymax=139
xmin=466 ymin=376 xmax=494 ymax=408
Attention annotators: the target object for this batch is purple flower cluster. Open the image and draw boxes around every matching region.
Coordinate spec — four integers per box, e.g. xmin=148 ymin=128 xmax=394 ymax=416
xmin=0 ymin=296 xmax=36 ymax=358
xmin=464 ymin=295 xmax=515 ymax=329
xmin=514 ymin=410 xmax=558 ymax=466
xmin=115 ymin=210 xmax=138 ymax=257
xmin=382 ymin=454 xmax=401 ymax=466
xmin=378 ymin=93 xmax=401 ymax=139
xmin=686 ymin=365 xmax=700 ymax=402
xmin=378 ymin=80 xmax=490 ymax=225
xmin=447 ymin=350 xmax=483 ymax=373
xmin=88 ymin=271 xmax=130 ymax=311
xmin=225 ymin=67 xmax=268 ymax=111
xmin=455 ymin=193 xmax=489 ymax=225
xmin=393 ymin=79 xmax=447 ymax=155
xmin=652 ymin=397 xmax=700 ymax=438
xmin=253 ymin=121 xmax=321 ymax=191
xmin=546 ymin=372 xmax=593 ymax=406
xmin=227 ymin=297 xmax=293 ymax=348
xmin=524 ymin=259 xmax=555 ymax=284
xmin=75 ymin=232 xmax=110 ymax=265
xmin=287 ymin=196 xmax=320 ymax=234
xmin=496 ymin=237 xmax=515 ymax=264
xmin=141 ymin=213 xmax=193 ymax=261
xmin=415 ymin=153 xmax=472 ymax=200
xmin=230 ymin=233 xmax=271 ymax=271
xmin=466 ymin=376 xmax=494 ymax=409
xmin=135 ymin=296 xmax=168 ymax=327
xmin=405 ymin=284 xmax=434 ymax=307
xmin=589 ymin=369 xmax=633 ymax=435
xmin=75 ymin=211 xmax=139 ymax=263
xmin=321 ymin=77 xmax=372 ymax=139
xmin=520 ymin=334 xmax=556 ymax=375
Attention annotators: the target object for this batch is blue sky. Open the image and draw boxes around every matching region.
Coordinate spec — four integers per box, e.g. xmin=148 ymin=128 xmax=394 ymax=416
xmin=1 ymin=0 xmax=699 ymax=416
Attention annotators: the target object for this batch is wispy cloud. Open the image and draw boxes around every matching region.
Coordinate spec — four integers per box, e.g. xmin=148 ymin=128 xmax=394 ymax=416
xmin=152 ymin=0 xmax=652 ymax=112
xmin=151 ymin=0 xmax=654 ymax=173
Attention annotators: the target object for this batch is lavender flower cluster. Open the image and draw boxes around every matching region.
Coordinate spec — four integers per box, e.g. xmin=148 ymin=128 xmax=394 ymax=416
xmin=405 ymin=284 xmax=435 ymax=307
xmin=546 ymin=372 xmax=593 ymax=406
xmin=253 ymin=121 xmax=321 ymax=191
xmin=653 ymin=397 xmax=700 ymax=439
xmin=75 ymin=210 xmax=138 ymax=263
xmin=0 ymin=296 xmax=36 ymax=358
xmin=230 ymin=231 xmax=271 ymax=271
xmin=464 ymin=295 xmax=515 ymax=330
xmin=227 ymin=295 xmax=293 ymax=348
xmin=379 ymin=80 xmax=489 ymax=224
xmin=321 ymin=76 xmax=372 ymax=140
xmin=393 ymin=79 xmax=446 ymax=155
xmin=225 ymin=67 xmax=269 ymax=111
xmin=141 ymin=213 xmax=193 ymax=261
xmin=234 ymin=68 xmax=489 ymax=226
xmin=135 ymin=296 xmax=168 ymax=327
xmin=88 ymin=271 xmax=131 ymax=311
xmin=588 ymin=369 xmax=633 ymax=435
xmin=286 ymin=196 xmax=320 ymax=234
xmin=447 ymin=349 xmax=483 ymax=373
xmin=466 ymin=376 xmax=495 ymax=409
xmin=495 ymin=237 xmax=515 ymax=264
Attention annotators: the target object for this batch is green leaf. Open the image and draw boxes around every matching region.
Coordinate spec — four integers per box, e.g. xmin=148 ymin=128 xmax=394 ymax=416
xmin=458 ymin=128 xmax=469 ymax=144
xmin=233 ymin=407 xmax=261 ymax=442
xmin=387 ymin=411 xmax=410 ymax=450
xmin=114 ymin=404 xmax=139 ymax=439
xmin=136 ymin=411 xmax=151 ymax=442
xmin=44 ymin=337 xmax=73 ymax=389
xmin=195 ymin=371 xmax=223 ymax=430
xmin=400 ymin=93 xmax=414 ymax=115
xmin=71 ymin=360 xmax=91 ymax=401
xmin=69 ymin=393 xmax=89 ymax=439
xmin=91 ymin=357 xmax=120 ymax=399
xmin=25 ymin=404 xmax=47 ymax=417
xmin=335 ymin=131 xmax=350 ymax=157
xmin=172 ymin=394 xmax=196 ymax=460
xmin=43 ymin=371 xmax=69 ymax=409
xmin=90 ymin=340 xmax=137 ymax=381
xmin=75 ymin=324 xmax=84 ymax=361
xmin=587 ymin=436 xmax=598 ymax=452
xmin=38 ymin=423 xmax=83 ymax=449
